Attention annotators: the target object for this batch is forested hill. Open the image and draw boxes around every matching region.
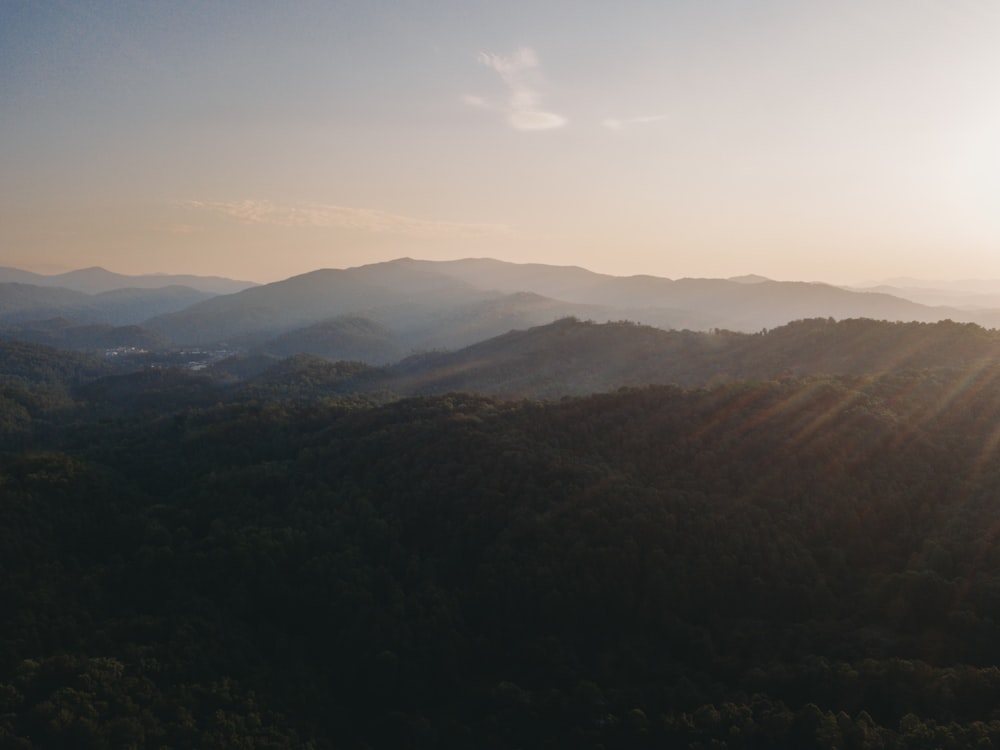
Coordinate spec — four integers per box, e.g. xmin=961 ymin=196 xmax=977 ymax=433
xmin=3 ymin=317 xmax=999 ymax=428
xmin=137 ymin=257 xmax=1000 ymax=348
xmin=7 ymin=359 xmax=1000 ymax=746
xmin=0 ymin=282 xmax=216 ymax=325
xmin=0 ymin=340 xmax=116 ymax=438
xmin=337 ymin=316 xmax=1000 ymax=398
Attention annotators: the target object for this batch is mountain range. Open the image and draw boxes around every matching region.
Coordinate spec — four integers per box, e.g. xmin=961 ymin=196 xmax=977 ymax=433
xmin=0 ymin=266 xmax=257 ymax=295
xmin=4 ymin=258 xmax=1000 ymax=360
xmin=236 ymin=316 xmax=1000 ymax=401
xmin=0 ymin=283 xmax=216 ymax=328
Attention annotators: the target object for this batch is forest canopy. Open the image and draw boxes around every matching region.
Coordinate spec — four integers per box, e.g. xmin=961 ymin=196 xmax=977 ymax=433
xmin=4 ymin=320 xmax=1000 ymax=747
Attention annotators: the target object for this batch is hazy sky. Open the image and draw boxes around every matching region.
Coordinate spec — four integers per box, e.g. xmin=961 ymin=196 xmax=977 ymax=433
xmin=2 ymin=1 xmax=999 ymax=283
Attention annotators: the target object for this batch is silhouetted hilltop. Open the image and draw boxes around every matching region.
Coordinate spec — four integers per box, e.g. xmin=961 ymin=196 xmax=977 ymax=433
xmin=351 ymin=317 xmax=1000 ymax=399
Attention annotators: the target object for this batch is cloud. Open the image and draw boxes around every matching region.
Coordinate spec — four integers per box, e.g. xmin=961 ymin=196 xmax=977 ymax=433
xmin=510 ymin=110 xmax=568 ymax=131
xmin=467 ymin=47 xmax=566 ymax=132
xmin=602 ymin=114 xmax=670 ymax=131
xmin=186 ymin=200 xmax=517 ymax=239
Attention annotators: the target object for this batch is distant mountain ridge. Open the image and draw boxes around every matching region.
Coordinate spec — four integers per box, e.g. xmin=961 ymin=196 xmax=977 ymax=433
xmin=6 ymin=258 xmax=1000 ymax=356
xmin=141 ymin=264 xmax=612 ymax=349
xmin=863 ymin=276 xmax=1000 ymax=294
xmin=0 ymin=282 xmax=216 ymax=326
xmin=0 ymin=266 xmax=256 ymax=295
xmin=385 ymin=257 xmax=975 ymax=327
xmin=848 ymin=283 xmax=1000 ymax=311
xmin=142 ymin=257 xmax=1000 ymax=353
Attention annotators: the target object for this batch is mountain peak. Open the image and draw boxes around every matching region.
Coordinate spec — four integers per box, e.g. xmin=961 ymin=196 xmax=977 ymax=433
xmin=727 ymin=274 xmax=771 ymax=284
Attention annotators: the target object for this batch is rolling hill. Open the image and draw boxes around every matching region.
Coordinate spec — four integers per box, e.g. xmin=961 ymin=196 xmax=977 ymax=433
xmin=142 ymin=266 xmax=603 ymax=348
xmin=7 ymin=258 xmax=1000 ymax=357
xmin=385 ymin=257 xmax=976 ymax=330
xmin=0 ymin=282 xmax=216 ymax=326
xmin=0 ymin=319 xmax=169 ymax=351
xmin=0 ymin=266 xmax=256 ymax=295
xmin=338 ymin=316 xmax=1000 ymax=399
xmin=142 ymin=258 xmax=994 ymax=353
xmin=256 ymin=316 xmax=403 ymax=364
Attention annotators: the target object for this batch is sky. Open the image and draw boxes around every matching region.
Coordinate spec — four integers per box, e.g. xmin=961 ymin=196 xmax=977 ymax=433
xmin=2 ymin=0 xmax=999 ymax=284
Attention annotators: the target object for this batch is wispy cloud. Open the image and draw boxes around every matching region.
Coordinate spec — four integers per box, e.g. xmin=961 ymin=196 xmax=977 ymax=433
xmin=466 ymin=47 xmax=567 ymax=132
xmin=186 ymin=200 xmax=517 ymax=239
xmin=602 ymin=114 xmax=670 ymax=131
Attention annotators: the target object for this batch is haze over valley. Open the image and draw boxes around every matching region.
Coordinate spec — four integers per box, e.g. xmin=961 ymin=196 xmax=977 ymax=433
xmin=6 ymin=257 xmax=1000 ymax=360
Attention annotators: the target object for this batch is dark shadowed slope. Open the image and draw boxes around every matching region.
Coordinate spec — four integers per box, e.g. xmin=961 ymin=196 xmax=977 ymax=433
xmin=0 ymin=319 xmax=169 ymax=351
xmin=13 ymin=369 xmax=1000 ymax=745
xmin=349 ymin=317 xmax=1000 ymax=399
xmin=256 ymin=316 xmax=403 ymax=364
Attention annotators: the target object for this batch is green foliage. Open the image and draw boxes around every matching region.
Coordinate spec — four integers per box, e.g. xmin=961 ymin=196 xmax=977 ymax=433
xmin=256 ymin=315 xmax=402 ymax=363
xmin=11 ymin=326 xmax=1000 ymax=745
xmin=346 ymin=317 xmax=1000 ymax=399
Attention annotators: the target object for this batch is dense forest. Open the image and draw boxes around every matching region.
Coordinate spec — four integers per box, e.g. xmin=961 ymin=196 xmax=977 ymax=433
xmin=6 ymin=320 xmax=1000 ymax=747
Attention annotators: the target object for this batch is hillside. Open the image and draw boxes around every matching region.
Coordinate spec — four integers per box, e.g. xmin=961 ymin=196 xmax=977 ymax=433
xmin=256 ymin=316 xmax=403 ymax=363
xmin=0 ymin=282 xmax=216 ymax=326
xmin=0 ymin=282 xmax=91 ymax=319
xmin=141 ymin=266 xmax=484 ymax=345
xmin=0 ymin=265 xmax=256 ymax=295
xmin=0 ymin=319 xmax=169 ymax=351
xmin=330 ymin=317 xmax=1000 ymax=399
xmin=135 ymin=258 xmax=1000 ymax=350
xmin=142 ymin=266 xmax=605 ymax=348
xmin=7 ymin=258 xmax=994 ymax=353
xmin=379 ymin=257 xmax=979 ymax=330
xmin=7 ymin=315 xmax=992 ymax=405
xmin=6 ymin=366 xmax=1000 ymax=746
